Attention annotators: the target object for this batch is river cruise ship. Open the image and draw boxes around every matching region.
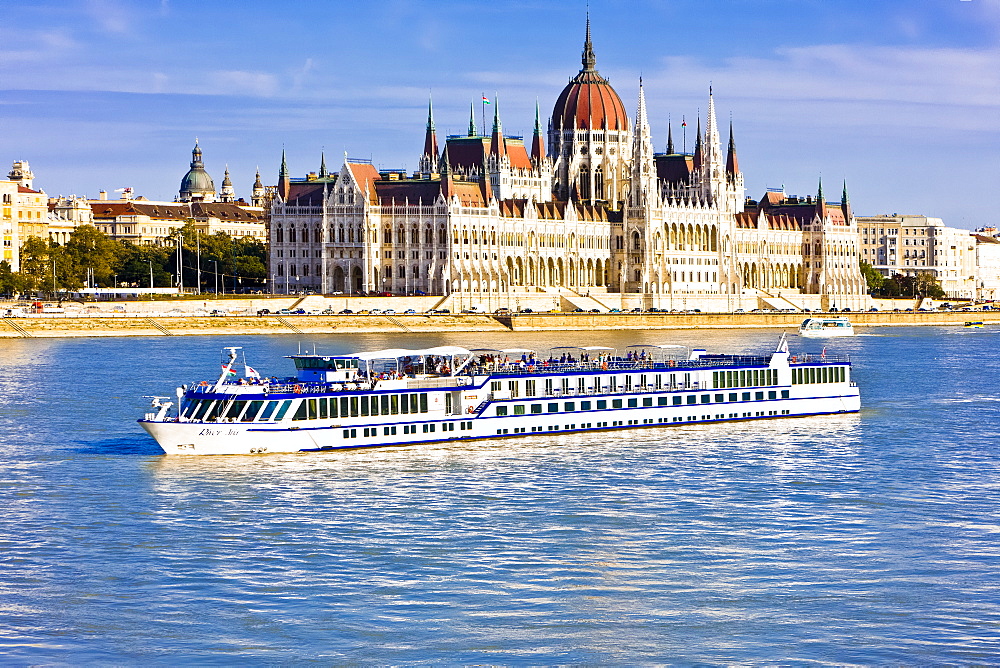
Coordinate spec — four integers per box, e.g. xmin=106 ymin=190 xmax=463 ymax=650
xmin=139 ymin=339 xmax=861 ymax=456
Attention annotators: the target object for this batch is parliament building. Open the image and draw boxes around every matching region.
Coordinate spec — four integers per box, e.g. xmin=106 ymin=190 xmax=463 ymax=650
xmin=268 ymin=22 xmax=868 ymax=311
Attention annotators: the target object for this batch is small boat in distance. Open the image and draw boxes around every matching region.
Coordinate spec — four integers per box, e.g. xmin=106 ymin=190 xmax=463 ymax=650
xmin=799 ymin=316 xmax=855 ymax=338
xmin=964 ymin=321 xmax=984 ymax=328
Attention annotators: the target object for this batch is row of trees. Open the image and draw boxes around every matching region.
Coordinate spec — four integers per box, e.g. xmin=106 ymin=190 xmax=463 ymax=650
xmin=859 ymin=261 xmax=947 ymax=299
xmin=0 ymin=223 xmax=267 ymax=297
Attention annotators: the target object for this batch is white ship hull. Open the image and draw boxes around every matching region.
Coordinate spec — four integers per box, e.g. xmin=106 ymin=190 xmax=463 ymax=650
xmin=140 ymin=388 xmax=860 ymax=456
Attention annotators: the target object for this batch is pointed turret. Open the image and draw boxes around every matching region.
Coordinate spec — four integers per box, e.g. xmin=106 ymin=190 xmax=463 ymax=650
xmin=251 ymin=167 xmax=265 ymax=207
xmin=489 ymin=96 xmax=506 ymax=158
xmin=531 ymin=100 xmax=545 ymax=163
xmin=220 ymin=165 xmax=235 ymax=202
xmin=666 ymin=120 xmax=675 ymax=154
xmin=468 ymin=102 xmax=477 ymax=137
xmin=582 ymin=13 xmax=596 ymax=72
xmin=422 ymin=95 xmax=438 ymax=162
xmin=319 ymin=151 xmax=328 ymax=178
xmin=725 ymin=120 xmax=739 ymax=177
xmin=278 ymin=149 xmax=290 ymax=200
xmin=816 ymin=176 xmax=827 ymax=217
xmin=841 ymin=179 xmax=852 ymax=221
xmin=630 ymin=78 xmax=656 ymax=205
xmin=692 ymin=116 xmax=703 ymax=169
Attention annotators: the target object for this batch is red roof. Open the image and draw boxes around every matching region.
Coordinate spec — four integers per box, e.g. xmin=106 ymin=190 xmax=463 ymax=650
xmin=17 ymin=185 xmax=40 ymax=194
xmin=346 ymin=162 xmax=381 ymax=203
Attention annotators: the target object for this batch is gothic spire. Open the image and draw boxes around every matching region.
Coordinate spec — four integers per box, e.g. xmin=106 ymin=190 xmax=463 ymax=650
xmin=279 ymin=149 xmax=288 ymax=179
xmin=841 ymin=179 xmax=852 ymax=219
xmin=581 ymin=13 xmax=596 ymax=72
xmin=726 ymin=119 xmax=739 ymax=176
xmin=468 ymin=102 xmax=477 ymax=137
xmin=490 ymin=96 xmax=506 ymax=157
xmin=666 ymin=119 xmax=675 ymax=154
xmin=693 ymin=115 xmax=703 ymax=169
xmin=278 ymin=149 xmax=290 ymax=200
xmin=531 ymin=99 xmax=545 ymax=162
xmin=631 ymin=78 xmax=656 ymax=205
xmin=423 ymin=94 xmax=438 ymax=161
xmin=319 ymin=151 xmax=328 ymax=178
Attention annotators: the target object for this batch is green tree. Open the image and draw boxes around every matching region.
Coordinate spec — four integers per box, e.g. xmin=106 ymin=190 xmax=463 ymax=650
xmin=62 ymin=224 xmax=126 ymax=288
xmin=859 ymin=260 xmax=884 ymax=295
xmin=0 ymin=260 xmax=33 ymax=297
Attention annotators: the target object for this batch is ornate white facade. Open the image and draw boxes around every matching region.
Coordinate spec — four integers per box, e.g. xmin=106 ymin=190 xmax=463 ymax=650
xmin=268 ymin=24 xmax=867 ymax=309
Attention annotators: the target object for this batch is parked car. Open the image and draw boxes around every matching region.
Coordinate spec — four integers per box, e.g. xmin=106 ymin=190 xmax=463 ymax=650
xmin=402 ymin=309 xmax=417 ymax=314
xmin=518 ymin=308 xmax=533 ymax=313
xmin=339 ymin=309 xmax=354 ymax=314
xmin=210 ymin=310 xmax=227 ymax=317
xmin=321 ymin=308 xmax=336 ymax=314
xmin=589 ymin=308 xmax=600 ymax=313
xmin=494 ymin=307 xmax=511 ymax=314
xmin=256 ymin=308 xmax=271 ymax=316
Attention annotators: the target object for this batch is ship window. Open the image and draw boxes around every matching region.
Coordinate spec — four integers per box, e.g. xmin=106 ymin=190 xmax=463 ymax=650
xmin=514 ymin=405 xmax=525 ymax=415
xmin=729 ymin=393 xmax=738 ymax=402
xmin=610 ymin=377 xmax=618 ymax=392
xmin=242 ymin=401 xmax=264 ymax=422
xmin=564 ymin=402 xmax=576 ymax=412
xmin=768 ymin=391 xmax=777 ymax=400
xmin=658 ymin=397 xmax=668 ymax=406
xmin=259 ymin=401 xmax=277 ymax=421
xmin=781 ymin=390 xmax=790 ymax=399
xmin=756 ymin=392 xmax=764 ymax=400
xmin=531 ymin=404 xmax=542 ymax=414
xmin=742 ymin=392 xmax=751 ymax=401
xmin=274 ymin=400 xmax=293 ymax=421
xmin=739 ymin=370 xmax=746 ymax=387
xmin=350 ymin=397 xmax=359 ymax=417
xmin=525 ymin=380 xmax=536 ymax=396
xmin=400 ymin=394 xmax=408 ymax=414
xmin=545 ymin=379 xmax=553 ymax=395
xmin=580 ymin=401 xmax=591 ymax=410
xmin=380 ymin=395 xmax=390 ymax=415
xmin=562 ymin=378 xmax=570 ymax=394
xmin=307 ymin=399 xmax=318 ymax=420
xmin=496 ymin=406 xmax=508 ymax=416
xmin=360 ymin=396 xmax=369 ymax=417
xmin=384 ymin=426 xmax=396 ymax=435
xmin=411 ymin=394 xmax=420 ymax=413
xmin=182 ymin=400 xmax=199 ymax=419
xmin=193 ymin=400 xmax=212 ymax=421
xmin=317 ymin=398 xmax=327 ymax=419
xmin=548 ymin=403 xmax=559 ymax=412
xmin=369 ymin=396 xmax=379 ymax=416
xmin=627 ymin=399 xmax=637 ymax=408
xmin=292 ymin=401 xmax=308 ymax=421
xmin=624 ymin=376 xmax=632 ymax=391
xmin=612 ymin=399 xmax=623 ymax=409
xmin=640 ymin=375 xmax=647 ymax=388
xmin=701 ymin=395 xmax=710 ymax=404
xmin=597 ymin=400 xmax=607 ymax=409
xmin=226 ymin=401 xmax=246 ymax=419
xmin=419 ymin=394 xmax=428 ymax=413
xmin=655 ymin=374 xmax=662 ymax=389
xmin=509 ymin=381 xmax=519 ymax=398
xmin=686 ymin=396 xmax=696 ymax=405
xmin=390 ymin=395 xmax=399 ymax=414
xmin=673 ymin=397 xmax=682 ymax=405
xmin=643 ymin=398 xmax=652 ymax=407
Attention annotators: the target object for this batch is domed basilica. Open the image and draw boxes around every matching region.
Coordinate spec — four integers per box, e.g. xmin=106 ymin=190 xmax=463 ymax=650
xmin=267 ymin=21 xmax=867 ymax=310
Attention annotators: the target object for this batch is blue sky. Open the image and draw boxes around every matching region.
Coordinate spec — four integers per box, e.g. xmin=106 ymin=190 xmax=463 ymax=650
xmin=2 ymin=0 xmax=998 ymax=228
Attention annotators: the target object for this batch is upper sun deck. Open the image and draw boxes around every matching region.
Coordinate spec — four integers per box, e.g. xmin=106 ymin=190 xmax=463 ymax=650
xmin=187 ymin=344 xmax=849 ymax=399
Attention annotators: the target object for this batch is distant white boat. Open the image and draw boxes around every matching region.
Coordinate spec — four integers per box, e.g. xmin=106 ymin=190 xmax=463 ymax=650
xmin=799 ymin=317 xmax=855 ymax=338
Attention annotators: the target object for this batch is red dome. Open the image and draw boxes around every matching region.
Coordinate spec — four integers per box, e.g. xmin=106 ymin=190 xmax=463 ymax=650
xmin=552 ymin=69 xmax=628 ymax=132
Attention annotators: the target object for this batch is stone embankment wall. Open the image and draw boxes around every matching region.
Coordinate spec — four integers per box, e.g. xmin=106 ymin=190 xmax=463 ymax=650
xmin=1 ymin=311 xmax=997 ymax=338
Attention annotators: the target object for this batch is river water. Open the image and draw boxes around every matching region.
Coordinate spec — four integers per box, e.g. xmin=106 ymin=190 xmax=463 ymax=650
xmin=1 ymin=326 xmax=999 ymax=664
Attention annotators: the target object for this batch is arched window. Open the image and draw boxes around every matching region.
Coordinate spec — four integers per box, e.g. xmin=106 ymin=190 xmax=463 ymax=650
xmin=276 ymin=227 xmax=283 ymax=243
xmin=397 ymin=265 xmax=405 ymax=278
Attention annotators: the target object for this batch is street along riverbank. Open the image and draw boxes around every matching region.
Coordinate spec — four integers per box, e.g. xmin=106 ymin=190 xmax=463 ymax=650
xmin=1 ymin=310 xmax=997 ymax=338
